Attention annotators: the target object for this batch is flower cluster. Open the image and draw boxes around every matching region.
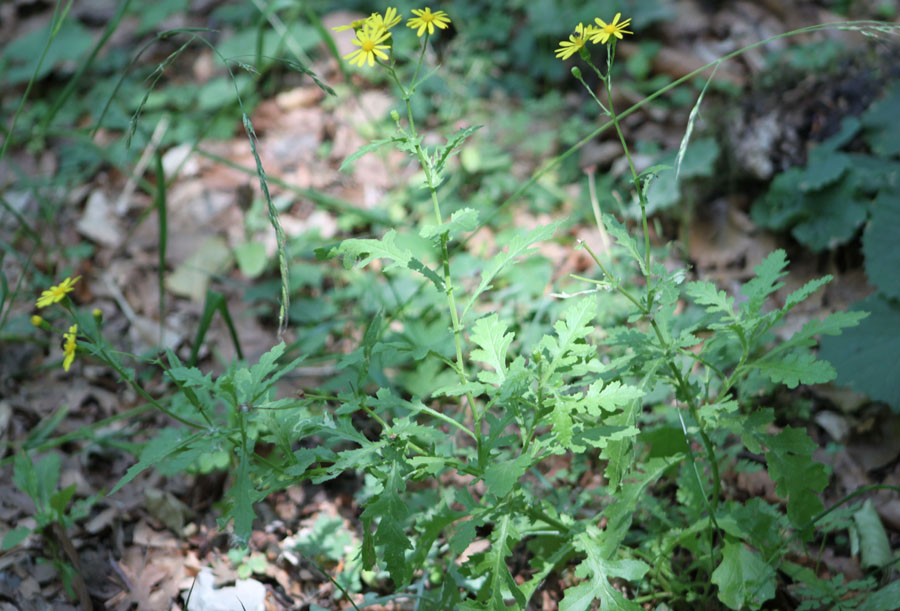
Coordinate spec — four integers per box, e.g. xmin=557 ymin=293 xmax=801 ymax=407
xmin=335 ymin=6 xmax=451 ymax=67
xmin=555 ymin=13 xmax=632 ymax=61
xmin=33 ymin=275 xmax=83 ymax=372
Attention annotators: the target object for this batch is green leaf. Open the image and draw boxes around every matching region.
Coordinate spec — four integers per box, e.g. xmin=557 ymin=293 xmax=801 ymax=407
xmin=863 ymin=189 xmax=900 ymax=300
xmin=484 ymin=514 xmax=526 ymax=609
xmin=1 ymin=527 xmax=31 ymax=551
xmin=339 ymin=138 xmax=392 ymax=172
xmin=559 ymin=527 xmax=648 ymax=611
xmin=483 ymin=454 xmax=530 ymax=498
xmin=111 ymin=429 xmax=200 ymax=495
xmin=783 ymin=276 xmax=832 ymax=313
xmin=686 ymin=281 xmax=736 ymax=316
xmin=462 ymin=222 xmax=560 ymax=320
xmin=853 ymin=500 xmax=892 ymax=569
xmin=857 ymin=579 xmax=900 ymax=611
xmin=538 ymin=297 xmax=598 ymax=383
xmin=326 ymin=229 xmax=411 ymax=271
xmin=711 ymin=541 xmax=776 ymax=610
xmin=234 ymin=241 xmax=268 ymax=278
xmin=791 ymin=176 xmax=868 ymax=252
xmin=602 ymin=215 xmax=647 ymax=275
xmin=799 ymin=149 xmax=849 ymax=191
xmin=470 ymin=314 xmax=514 ymax=386
xmin=433 ymin=125 xmax=482 ymax=177
xmin=582 ymin=381 xmax=644 ymax=416
xmin=229 ymin=446 xmax=257 ymax=543
xmin=764 ymin=427 xmax=828 ymax=527
xmin=818 ymin=294 xmax=898 ymax=409
xmin=861 ymin=82 xmax=900 ymax=157
xmin=740 ymin=249 xmax=788 ymax=315
xmin=420 ymin=207 xmax=479 ymax=241
xmin=360 ymin=461 xmax=413 ymax=586
xmin=752 ymin=350 xmax=835 ymax=388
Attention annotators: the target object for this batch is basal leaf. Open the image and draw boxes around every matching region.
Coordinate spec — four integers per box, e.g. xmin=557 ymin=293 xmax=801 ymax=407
xmin=360 ymin=461 xmax=413 ymax=586
xmin=712 ymin=541 xmax=776 ymax=610
xmin=470 ymin=314 xmax=514 ymax=386
xmin=818 ymin=294 xmax=898 ymax=409
xmin=862 ymin=188 xmax=900 ymax=300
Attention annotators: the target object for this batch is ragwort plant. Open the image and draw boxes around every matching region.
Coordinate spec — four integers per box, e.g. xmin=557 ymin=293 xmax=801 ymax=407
xmin=17 ymin=8 xmax=900 ymax=609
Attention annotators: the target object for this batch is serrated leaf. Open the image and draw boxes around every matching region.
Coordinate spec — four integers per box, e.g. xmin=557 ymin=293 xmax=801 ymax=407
xmin=799 ymin=149 xmax=849 ymax=191
xmin=861 ymin=82 xmax=900 ymax=157
xmin=602 ymin=215 xmax=647 ymax=275
xmin=765 ymin=427 xmax=828 ymax=527
xmin=582 ymin=380 xmax=643 ymax=416
xmin=470 ymin=314 xmax=514 ymax=386
xmin=111 ymin=429 xmax=200 ymax=495
xmin=791 ymin=176 xmax=868 ymax=252
xmin=327 ymin=229 xmax=412 ymax=271
xmin=783 ymin=276 xmax=832 ymax=313
xmin=686 ymin=280 xmax=736 ymax=316
xmin=433 ymin=125 xmax=482 ymax=176
xmin=420 ymin=207 xmax=479 ymax=241
xmin=741 ymin=249 xmax=788 ymax=315
xmin=462 ymin=222 xmax=560 ymax=319
xmin=339 ymin=138 xmax=392 ymax=172
xmin=819 ymin=294 xmax=898 ymax=408
xmin=753 ymin=350 xmax=835 ymax=388
xmin=559 ymin=527 xmax=648 ymax=611
xmin=229 ymin=446 xmax=256 ymax=543
xmin=539 ymin=297 xmax=598 ymax=383
xmin=711 ymin=541 xmax=776 ymax=610
xmin=483 ymin=454 xmax=530 ymax=498
xmin=484 ymin=514 xmax=526 ymax=610
xmin=862 ymin=189 xmax=900 ymax=300
xmin=360 ymin=461 xmax=413 ymax=586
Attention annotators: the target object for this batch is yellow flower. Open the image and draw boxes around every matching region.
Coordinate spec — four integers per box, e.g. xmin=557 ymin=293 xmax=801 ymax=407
xmin=406 ymin=7 xmax=451 ymax=37
xmin=31 ymin=315 xmax=44 ymax=327
xmin=344 ymin=25 xmax=392 ymax=67
xmin=368 ymin=7 xmax=402 ymax=32
xmin=332 ymin=17 xmax=367 ymax=32
xmin=591 ymin=13 xmax=633 ymax=44
xmin=62 ymin=324 xmax=78 ymax=372
xmin=555 ymin=22 xmax=597 ymax=60
xmin=36 ymin=275 xmax=81 ymax=308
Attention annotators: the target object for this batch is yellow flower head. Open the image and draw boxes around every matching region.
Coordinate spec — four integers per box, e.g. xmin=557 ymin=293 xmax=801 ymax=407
xmin=591 ymin=13 xmax=633 ymax=44
xmin=555 ymin=22 xmax=597 ymax=61
xmin=406 ymin=7 xmax=451 ymax=37
xmin=62 ymin=324 xmax=78 ymax=372
xmin=36 ymin=275 xmax=81 ymax=309
xmin=344 ymin=24 xmax=392 ymax=67
xmin=368 ymin=7 xmax=402 ymax=32
xmin=332 ymin=17 xmax=368 ymax=32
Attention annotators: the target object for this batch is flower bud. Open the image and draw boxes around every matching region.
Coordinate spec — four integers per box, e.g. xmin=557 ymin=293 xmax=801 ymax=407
xmin=31 ymin=315 xmax=45 ymax=328
xmin=571 ymin=66 xmax=582 ymax=79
